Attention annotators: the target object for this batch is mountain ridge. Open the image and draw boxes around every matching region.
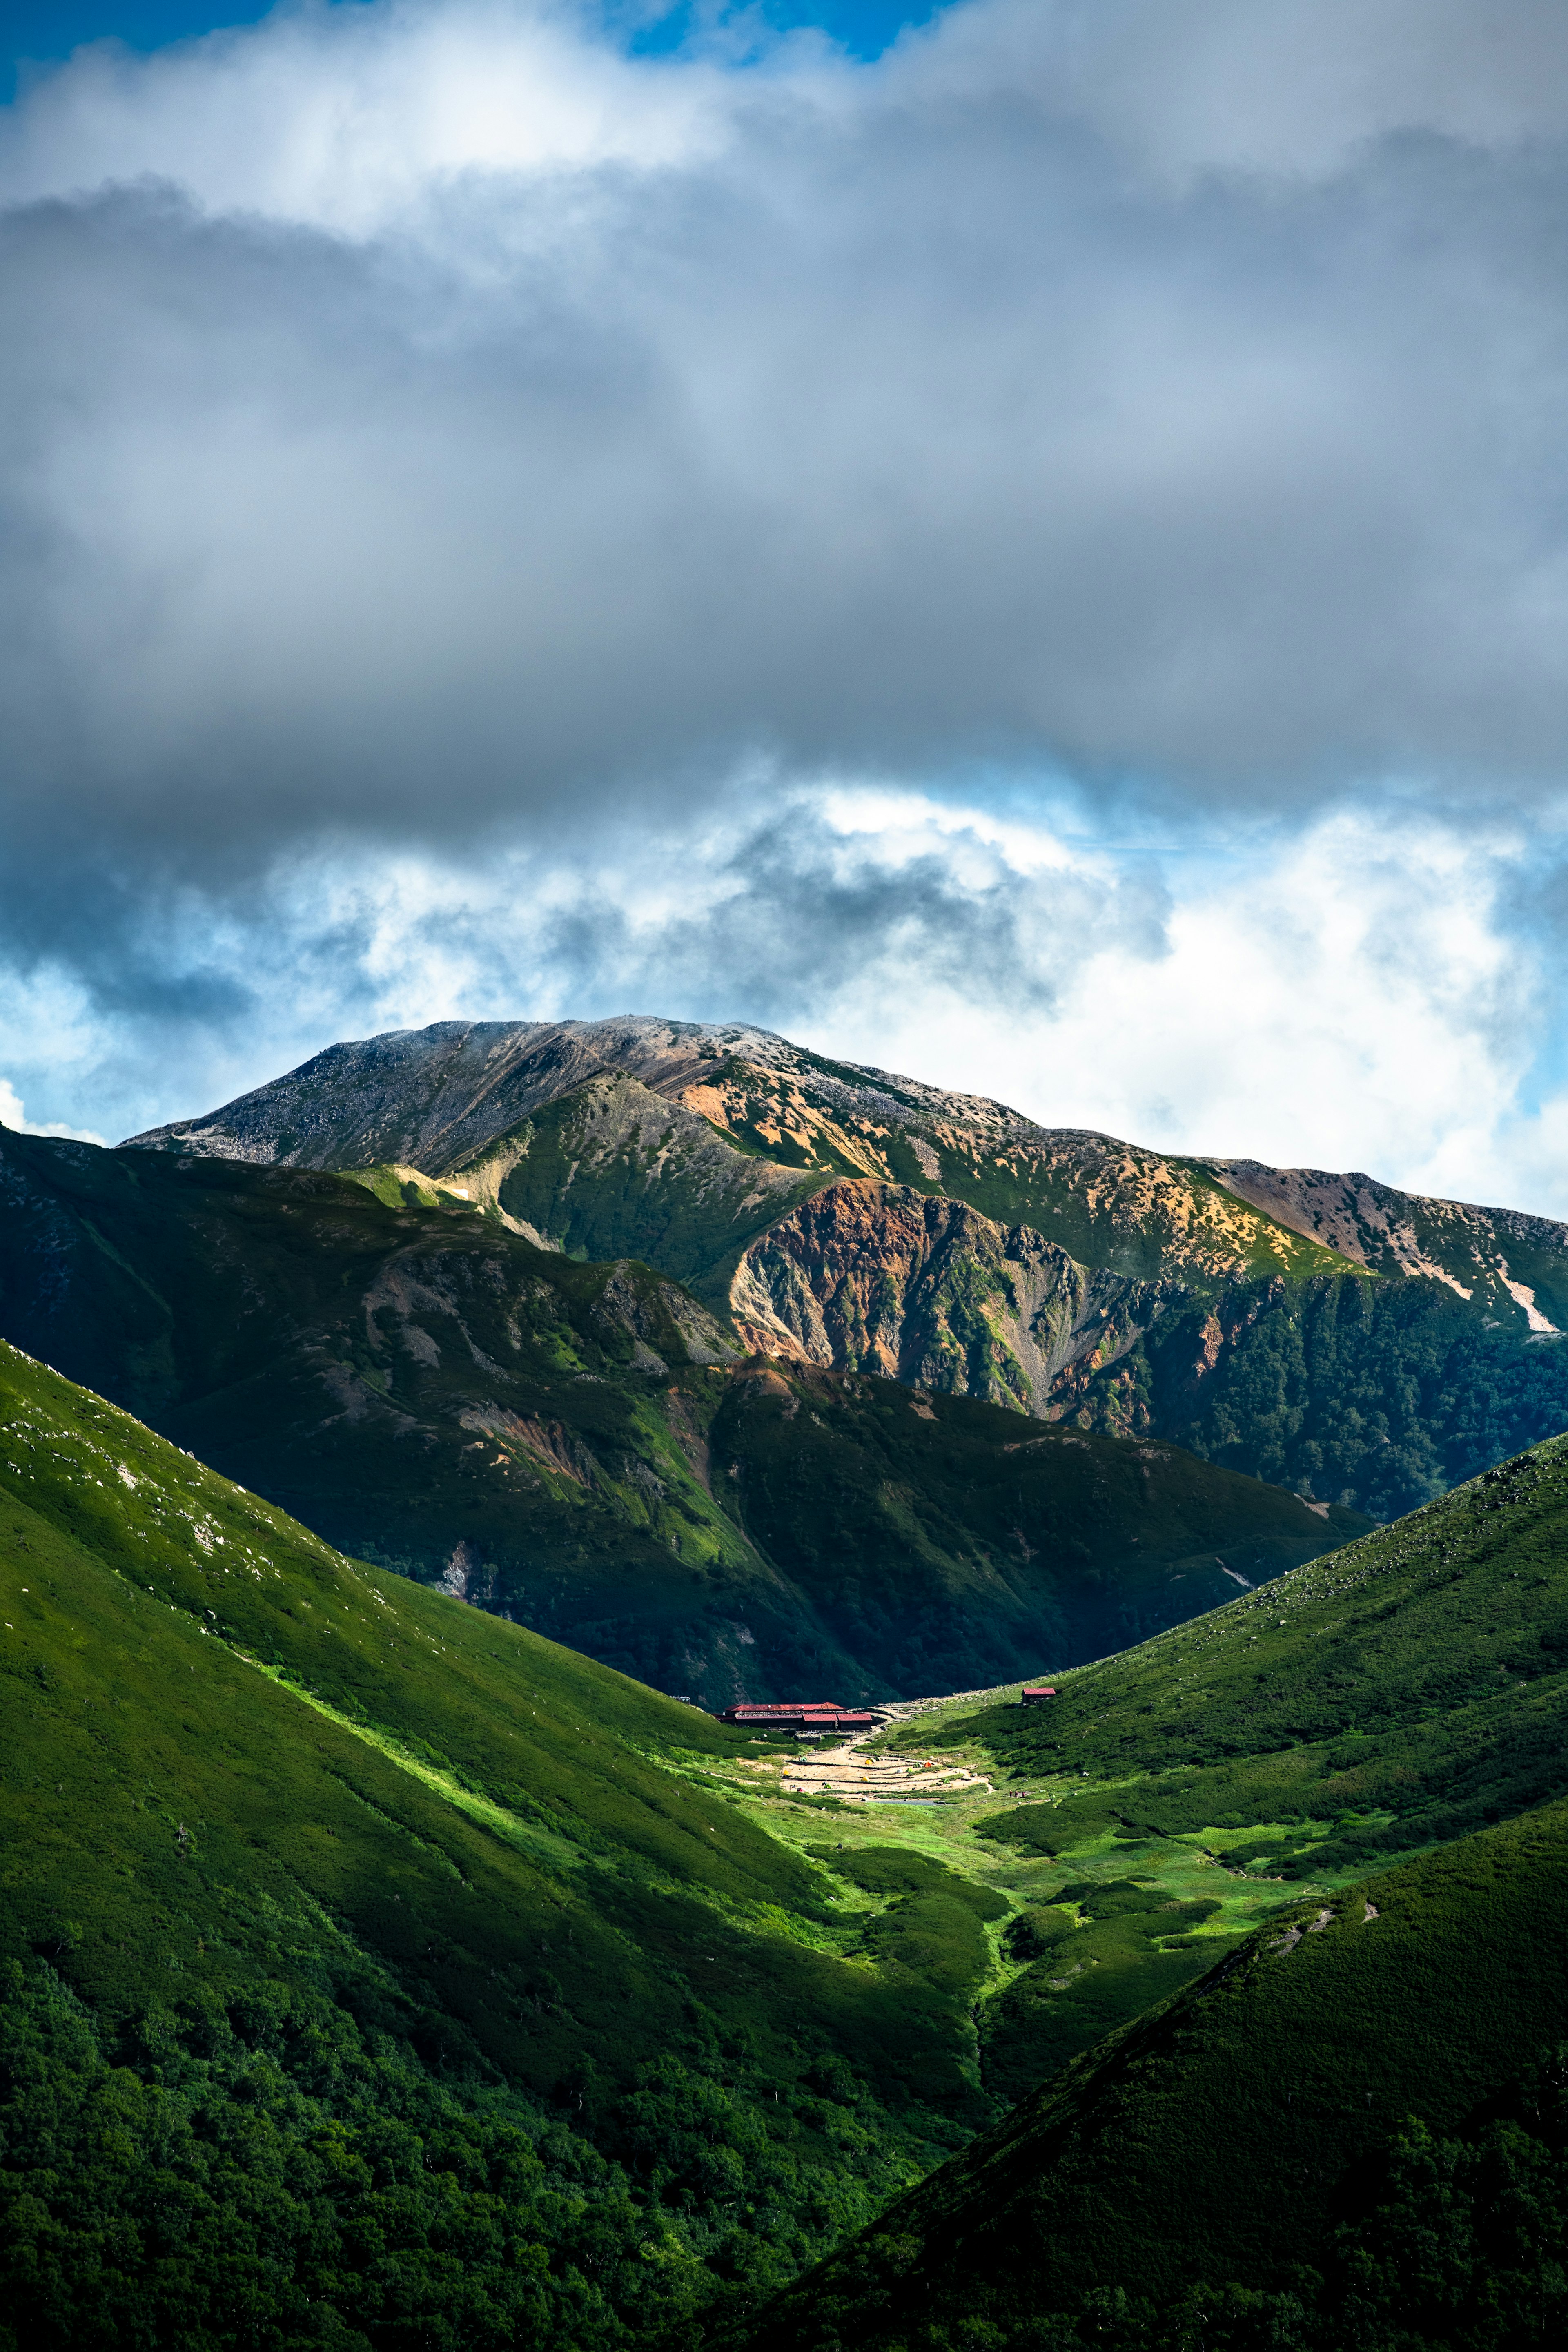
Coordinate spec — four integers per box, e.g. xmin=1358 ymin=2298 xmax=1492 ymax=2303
xmin=125 ymin=1015 xmax=1568 ymax=1329
xmin=114 ymin=1017 xmax=1568 ymax=1521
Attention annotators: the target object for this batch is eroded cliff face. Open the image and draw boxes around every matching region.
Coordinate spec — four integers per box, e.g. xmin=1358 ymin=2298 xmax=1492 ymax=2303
xmin=728 ymin=1180 xmax=1165 ymax=1417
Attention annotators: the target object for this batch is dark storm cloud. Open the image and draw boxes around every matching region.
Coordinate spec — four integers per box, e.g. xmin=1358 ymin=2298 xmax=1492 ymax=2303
xmin=5 ymin=0 xmax=1568 ymax=1009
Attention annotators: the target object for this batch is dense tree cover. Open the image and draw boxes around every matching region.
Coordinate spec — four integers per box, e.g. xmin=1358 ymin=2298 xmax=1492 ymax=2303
xmin=1073 ymin=1273 xmax=1568 ymax=1521
xmin=806 ymin=2045 xmax=1568 ymax=2350
xmin=0 ymin=1951 xmax=923 ymax=2352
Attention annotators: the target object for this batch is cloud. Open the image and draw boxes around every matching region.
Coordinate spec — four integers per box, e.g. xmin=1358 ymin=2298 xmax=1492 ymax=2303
xmin=0 ymin=1078 xmax=105 ymax=1143
xmin=5 ymin=2 xmax=1568 ymax=1205
xmin=5 ymin=0 xmax=1568 ymax=887
xmin=10 ymin=781 xmax=1568 ymax=1228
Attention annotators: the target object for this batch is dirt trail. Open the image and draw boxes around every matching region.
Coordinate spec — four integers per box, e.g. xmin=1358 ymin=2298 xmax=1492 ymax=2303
xmin=780 ymin=1698 xmax=994 ymax=1804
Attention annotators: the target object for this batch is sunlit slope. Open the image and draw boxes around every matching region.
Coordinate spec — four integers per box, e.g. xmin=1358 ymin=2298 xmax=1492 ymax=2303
xmin=0 ymin=1340 xmax=998 ymax=2343
xmin=743 ymin=1801 xmax=1568 ymax=2348
xmin=447 ymin=1071 xmax=818 ymax=1307
xmin=915 ymin=1435 xmax=1568 ymax=1867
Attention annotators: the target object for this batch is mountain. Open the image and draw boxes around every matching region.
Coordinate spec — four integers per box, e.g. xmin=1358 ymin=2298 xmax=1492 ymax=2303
xmin=739 ymin=1430 xmax=1568 ymax=2346
xmin=0 ymin=1337 xmax=1011 ymax=2347
xmin=0 ymin=1125 xmax=1355 ymax=1701
xmin=124 ymin=1018 xmax=1568 ymax=1518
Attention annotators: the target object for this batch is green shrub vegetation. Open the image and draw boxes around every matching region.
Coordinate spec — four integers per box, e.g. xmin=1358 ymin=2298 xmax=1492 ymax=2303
xmin=804 ymin=1848 xmax=1009 ymax=2006
xmin=980 ymin=1881 xmax=1229 ymax=2103
xmin=0 ymin=1342 xmax=1004 ymax=2348
xmin=913 ymin=1437 xmax=1568 ymax=1865
xmin=740 ymin=1801 xmax=1568 ymax=2348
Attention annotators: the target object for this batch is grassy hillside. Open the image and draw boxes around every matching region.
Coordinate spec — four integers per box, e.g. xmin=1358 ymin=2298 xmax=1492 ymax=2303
xmin=741 ymin=1800 xmax=1568 ymax=2349
xmin=756 ymin=1427 xmax=1568 ymax=2180
xmin=0 ymin=1127 xmax=1355 ymax=1702
xmin=909 ymin=1433 xmax=1568 ymax=1866
xmin=12 ymin=1338 xmax=1566 ymax=2347
xmin=0 ymin=1340 xmax=1006 ymax=2348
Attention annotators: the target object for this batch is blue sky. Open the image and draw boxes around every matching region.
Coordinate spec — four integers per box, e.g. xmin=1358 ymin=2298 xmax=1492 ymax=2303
xmin=4 ymin=0 xmax=1568 ymax=1211
xmin=1 ymin=0 xmax=935 ymax=96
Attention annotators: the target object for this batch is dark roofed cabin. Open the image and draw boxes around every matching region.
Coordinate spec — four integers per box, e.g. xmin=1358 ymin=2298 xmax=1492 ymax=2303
xmin=717 ymin=1701 xmax=882 ymax=1733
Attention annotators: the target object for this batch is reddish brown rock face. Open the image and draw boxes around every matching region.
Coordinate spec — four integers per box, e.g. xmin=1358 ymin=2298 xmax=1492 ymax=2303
xmin=729 ymin=1179 xmax=1161 ymax=1417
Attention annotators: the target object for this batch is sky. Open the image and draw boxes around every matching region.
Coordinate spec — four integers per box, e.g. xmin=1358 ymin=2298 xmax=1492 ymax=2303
xmin=5 ymin=1 xmax=1568 ymax=1211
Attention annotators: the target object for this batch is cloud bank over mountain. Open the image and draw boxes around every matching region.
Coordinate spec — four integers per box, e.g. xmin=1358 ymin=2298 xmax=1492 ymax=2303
xmin=5 ymin=0 xmax=1568 ymax=1199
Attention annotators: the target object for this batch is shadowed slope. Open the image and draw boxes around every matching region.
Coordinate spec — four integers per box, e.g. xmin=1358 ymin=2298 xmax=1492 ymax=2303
xmin=0 ymin=1126 xmax=1357 ymax=1701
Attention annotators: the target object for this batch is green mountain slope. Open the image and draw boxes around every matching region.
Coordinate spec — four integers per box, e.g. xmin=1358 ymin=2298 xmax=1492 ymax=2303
xmin=741 ymin=1801 xmax=1568 ymax=2350
xmin=712 ymin=1364 xmax=1364 ymax=1692
xmin=715 ymin=1420 xmax=1568 ymax=2323
xmin=0 ymin=1127 xmax=1355 ymax=1702
xmin=912 ymin=1433 xmax=1568 ymax=1863
xmin=0 ymin=1340 xmax=1002 ymax=2347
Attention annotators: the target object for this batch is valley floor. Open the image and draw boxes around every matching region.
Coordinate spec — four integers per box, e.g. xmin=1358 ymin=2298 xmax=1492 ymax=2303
xmin=658 ymin=1678 xmax=1421 ymax=2105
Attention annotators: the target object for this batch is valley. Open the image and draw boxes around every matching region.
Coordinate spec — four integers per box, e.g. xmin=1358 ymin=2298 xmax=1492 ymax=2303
xmin=9 ymin=1317 xmax=1568 ymax=2345
xmin=8 ymin=1014 xmax=1568 ymax=2348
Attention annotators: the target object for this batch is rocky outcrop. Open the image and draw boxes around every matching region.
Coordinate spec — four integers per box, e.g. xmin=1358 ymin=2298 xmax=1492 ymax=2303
xmin=1209 ymin=1159 xmax=1568 ymax=1332
xmin=120 ymin=1016 xmax=805 ymax=1173
xmin=729 ymin=1181 xmax=1163 ymax=1418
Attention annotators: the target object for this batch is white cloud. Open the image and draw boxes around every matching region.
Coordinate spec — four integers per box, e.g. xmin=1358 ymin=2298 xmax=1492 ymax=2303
xmin=17 ymin=780 xmax=1566 ymax=1223
xmin=0 ymin=1078 xmax=105 ymax=1143
xmin=0 ymin=1 xmax=738 ymax=235
xmin=4 ymin=3 xmax=1568 ymax=1214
